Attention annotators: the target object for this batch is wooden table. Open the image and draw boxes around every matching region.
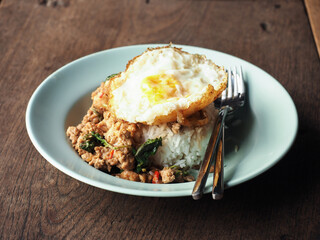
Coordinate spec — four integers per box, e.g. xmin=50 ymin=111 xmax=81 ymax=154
xmin=1 ymin=0 xmax=319 ymax=239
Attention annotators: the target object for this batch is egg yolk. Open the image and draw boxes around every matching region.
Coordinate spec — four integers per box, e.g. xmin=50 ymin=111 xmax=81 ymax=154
xmin=141 ymin=74 xmax=182 ymax=105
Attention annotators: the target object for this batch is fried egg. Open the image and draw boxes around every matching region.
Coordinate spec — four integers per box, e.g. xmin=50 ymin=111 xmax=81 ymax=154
xmin=104 ymin=46 xmax=227 ymax=125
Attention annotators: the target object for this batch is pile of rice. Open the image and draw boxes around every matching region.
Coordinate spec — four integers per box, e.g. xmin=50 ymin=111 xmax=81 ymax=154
xmin=141 ymin=103 xmax=217 ymax=169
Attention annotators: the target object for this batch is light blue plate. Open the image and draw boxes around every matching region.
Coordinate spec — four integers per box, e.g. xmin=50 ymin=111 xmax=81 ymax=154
xmin=26 ymin=44 xmax=298 ymax=197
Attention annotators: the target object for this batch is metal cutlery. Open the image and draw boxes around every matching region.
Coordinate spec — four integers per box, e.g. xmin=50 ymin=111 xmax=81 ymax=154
xmin=192 ymin=66 xmax=245 ymax=200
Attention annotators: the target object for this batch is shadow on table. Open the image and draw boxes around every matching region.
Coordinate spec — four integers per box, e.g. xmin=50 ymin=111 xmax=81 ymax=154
xmin=106 ymin=121 xmax=320 ymax=238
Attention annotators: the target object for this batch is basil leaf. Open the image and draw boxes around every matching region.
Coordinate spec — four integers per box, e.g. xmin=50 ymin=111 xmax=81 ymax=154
xmin=91 ymin=132 xmax=115 ymax=149
xmin=80 ymin=132 xmax=116 ymax=153
xmin=134 ymin=138 xmax=162 ymax=173
xmin=79 ymin=132 xmax=103 ymax=153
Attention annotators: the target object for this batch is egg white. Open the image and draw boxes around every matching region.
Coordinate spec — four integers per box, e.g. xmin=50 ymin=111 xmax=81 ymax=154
xmin=106 ymin=46 xmax=227 ymax=125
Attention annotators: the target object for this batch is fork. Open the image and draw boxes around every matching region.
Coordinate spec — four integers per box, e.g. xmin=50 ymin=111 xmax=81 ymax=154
xmin=212 ymin=66 xmax=245 ymax=199
xmin=192 ymin=66 xmax=245 ymax=200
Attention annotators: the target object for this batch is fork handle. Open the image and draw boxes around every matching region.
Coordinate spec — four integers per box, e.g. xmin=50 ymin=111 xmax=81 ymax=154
xmin=212 ymin=122 xmax=225 ymax=199
xmin=192 ymin=108 xmax=228 ymax=200
xmin=212 ymin=108 xmax=229 ymax=199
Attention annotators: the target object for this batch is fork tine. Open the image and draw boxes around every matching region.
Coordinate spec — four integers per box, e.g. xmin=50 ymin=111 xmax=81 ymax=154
xmin=237 ymin=66 xmax=245 ymax=96
xmin=221 ymin=86 xmax=227 ymax=102
xmin=220 ymin=68 xmax=229 ymax=103
xmin=227 ymin=67 xmax=233 ymax=100
xmin=233 ymin=66 xmax=238 ymax=98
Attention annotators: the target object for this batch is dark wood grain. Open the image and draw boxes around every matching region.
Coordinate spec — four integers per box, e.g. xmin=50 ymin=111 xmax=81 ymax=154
xmin=0 ymin=0 xmax=319 ymax=239
xmin=305 ymin=0 xmax=320 ymax=57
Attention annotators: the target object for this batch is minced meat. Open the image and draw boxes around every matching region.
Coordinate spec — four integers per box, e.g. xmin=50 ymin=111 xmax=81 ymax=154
xmin=66 ymin=87 xmax=141 ymax=173
xmin=66 ymin=84 xmax=194 ymax=184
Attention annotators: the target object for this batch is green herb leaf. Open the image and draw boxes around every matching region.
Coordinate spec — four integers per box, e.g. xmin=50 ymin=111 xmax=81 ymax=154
xmin=134 ymin=138 xmax=162 ymax=173
xmin=91 ymin=132 xmax=115 ymax=149
xmin=105 ymin=73 xmax=119 ymax=82
xmin=80 ymin=131 xmax=124 ymax=153
xmin=79 ymin=133 xmax=103 ymax=153
xmin=170 ymin=165 xmax=190 ymax=177
xmin=90 ymin=132 xmax=130 ymax=150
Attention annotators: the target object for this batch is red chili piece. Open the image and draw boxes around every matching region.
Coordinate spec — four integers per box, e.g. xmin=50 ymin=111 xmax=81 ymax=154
xmin=108 ymin=149 xmax=114 ymax=159
xmin=152 ymin=170 xmax=160 ymax=184
xmin=99 ymin=92 xmax=104 ymax=98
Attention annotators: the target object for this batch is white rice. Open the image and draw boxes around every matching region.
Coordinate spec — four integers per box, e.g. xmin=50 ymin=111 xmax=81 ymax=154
xmin=141 ymin=103 xmax=217 ymax=169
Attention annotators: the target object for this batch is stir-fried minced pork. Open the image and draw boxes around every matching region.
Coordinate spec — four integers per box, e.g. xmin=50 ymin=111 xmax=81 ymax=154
xmin=117 ymin=170 xmax=140 ymax=182
xmin=66 ymin=97 xmax=140 ymax=172
xmin=160 ymin=167 xmax=175 ymax=183
xmin=67 ymin=84 xmax=196 ymax=183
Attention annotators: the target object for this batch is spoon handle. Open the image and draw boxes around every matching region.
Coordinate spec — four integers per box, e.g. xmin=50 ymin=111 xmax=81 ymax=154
xmin=192 ymin=108 xmax=228 ymax=200
xmin=212 ymin=123 xmax=224 ymax=200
